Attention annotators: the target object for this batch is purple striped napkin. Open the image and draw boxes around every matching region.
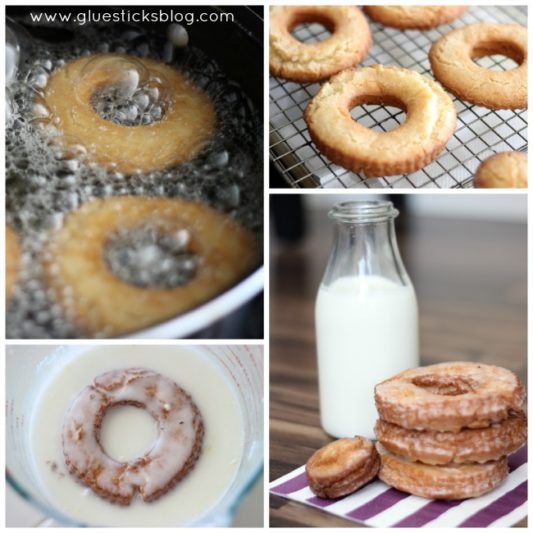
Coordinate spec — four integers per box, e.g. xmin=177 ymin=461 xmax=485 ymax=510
xmin=270 ymin=445 xmax=527 ymax=527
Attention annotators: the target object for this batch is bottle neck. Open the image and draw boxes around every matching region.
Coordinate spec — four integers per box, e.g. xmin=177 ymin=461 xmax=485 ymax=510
xmin=322 ymin=218 xmax=410 ymax=287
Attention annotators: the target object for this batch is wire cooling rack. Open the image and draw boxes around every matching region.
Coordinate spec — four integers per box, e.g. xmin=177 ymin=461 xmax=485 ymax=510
xmin=270 ymin=6 xmax=528 ymax=188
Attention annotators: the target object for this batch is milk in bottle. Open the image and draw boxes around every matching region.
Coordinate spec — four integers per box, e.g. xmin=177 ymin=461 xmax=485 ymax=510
xmin=315 ymin=201 xmax=419 ymax=438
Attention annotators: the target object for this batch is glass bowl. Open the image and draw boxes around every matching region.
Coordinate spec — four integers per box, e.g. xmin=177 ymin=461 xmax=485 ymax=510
xmin=6 ymin=344 xmax=263 ymax=527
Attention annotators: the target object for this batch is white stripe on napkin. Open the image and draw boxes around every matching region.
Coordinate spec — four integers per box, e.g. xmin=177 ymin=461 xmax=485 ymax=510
xmin=365 ymin=494 xmax=434 ymax=528
xmin=423 ymin=463 xmax=527 ymax=527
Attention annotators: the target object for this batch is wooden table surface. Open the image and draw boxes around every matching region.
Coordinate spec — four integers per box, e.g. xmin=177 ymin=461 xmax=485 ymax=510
xmin=269 ymin=205 xmax=527 ymax=528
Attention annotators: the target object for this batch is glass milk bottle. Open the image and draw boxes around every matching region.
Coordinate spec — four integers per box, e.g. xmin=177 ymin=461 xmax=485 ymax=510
xmin=315 ymin=200 xmax=419 ymax=439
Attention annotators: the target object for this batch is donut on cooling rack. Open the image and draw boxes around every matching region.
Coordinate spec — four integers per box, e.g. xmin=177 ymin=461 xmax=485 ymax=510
xmin=474 ymin=152 xmax=527 ymax=188
xmin=374 ymin=362 xmax=526 ymax=432
xmin=429 ymin=23 xmax=527 ymax=110
xmin=38 ymin=53 xmax=215 ymax=174
xmin=306 ymin=437 xmax=380 ymax=499
xmin=6 ymin=226 xmax=21 ymax=300
xmin=364 ymin=6 xmax=468 ymax=30
xmin=44 ymin=196 xmax=258 ymax=337
xmin=377 ymin=443 xmax=508 ymax=500
xmin=304 ymin=65 xmax=456 ymax=177
xmin=375 ymin=411 xmax=527 ymax=465
xmin=269 ymin=6 xmax=371 ymax=83
xmin=63 ymin=368 xmax=203 ymax=505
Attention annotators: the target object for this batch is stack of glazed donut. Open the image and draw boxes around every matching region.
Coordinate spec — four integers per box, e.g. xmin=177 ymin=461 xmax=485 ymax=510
xmin=269 ymin=5 xmax=528 ymax=187
xmin=374 ymin=362 xmax=527 ymax=499
xmin=304 ymin=362 xmax=526 ymax=501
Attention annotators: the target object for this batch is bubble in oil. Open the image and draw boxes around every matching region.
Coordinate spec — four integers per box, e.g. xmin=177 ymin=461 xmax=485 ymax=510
xmin=6 ymin=25 xmax=20 ymax=86
xmin=26 ymin=65 xmax=49 ymax=91
xmin=6 ymin=20 xmax=263 ymax=339
xmin=106 ymin=226 xmax=198 ymax=289
xmin=167 ymin=24 xmax=189 ymax=48
xmin=207 ymin=150 xmax=229 ymax=169
xmin=93 ymin=84 xmax=165 ymax=127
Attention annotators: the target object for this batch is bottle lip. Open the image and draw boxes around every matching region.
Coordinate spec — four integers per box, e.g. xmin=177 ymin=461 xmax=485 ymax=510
xmin=328 ymin=200 xmax=399 ymax=223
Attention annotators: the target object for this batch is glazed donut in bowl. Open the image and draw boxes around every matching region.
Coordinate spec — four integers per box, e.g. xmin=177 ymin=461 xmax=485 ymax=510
xmin=44 ymin=196 xmax=258 ymax=337
xmin=38 ymin=53 xmax=215 ymax=174
xmin=304 ymin=65 xmax=456 ymax=177
xmin=374 ymin=362 xmax=526 ymax=432
xmin=6 ymin=226 xmax=21 ymax=300
xmin=429 ymin=23 xmax=527 ymax=110
xmin=364 ymin=6 xmax=468 ymax=30
xmin=63 ymin=368 xmax=203 ymax=505
xmin=474 ymin=152 xmax=527 ymax=188
xmin=269 ymin=6 xmax=371 ymax=83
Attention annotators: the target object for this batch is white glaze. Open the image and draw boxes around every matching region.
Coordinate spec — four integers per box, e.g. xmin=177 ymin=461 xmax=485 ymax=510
xmin=375 ymin=362 xmax=524 ymax=431
xmin=29 ymin=346 xmax=243 ymax=526
xmin=62 ymin=368 xmax=203 ymax=503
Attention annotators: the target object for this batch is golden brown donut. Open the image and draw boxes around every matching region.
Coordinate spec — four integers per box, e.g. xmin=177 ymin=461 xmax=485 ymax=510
xmin=44 ymin=196 xmax=258 ymax=337
xmin=304 ymin=65 xmax=456 ymax=177
xmin=6 ymin=226 xmax=21 ymax=300
xmin=364 ymin=6 xmax=468 ymax=30
xmin=375 ymin=362 xmax=526 ymax=432
xmin=377 ymin=443 xmax=508 ymax=500
xmin=39 ymin=54 xmax=215 ymax=174
xmin=474 ymin=152 xmax=527 ymax=188
xmin=269 ymin=6 xmax=371 ymax=82
xmin=429 ymin=23 xmax=527 ymax=110
xmin=375 ymin=411 xmax=527 ymax=465
xmin=306 ymin=437 xmax=380 ymax=499
xmin=63 ymin=368 xmax=203 ymax=505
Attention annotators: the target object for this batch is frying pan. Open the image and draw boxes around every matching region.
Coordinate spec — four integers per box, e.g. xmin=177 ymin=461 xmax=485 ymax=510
xmin=6 ymin=5 xmax=264 ymax=339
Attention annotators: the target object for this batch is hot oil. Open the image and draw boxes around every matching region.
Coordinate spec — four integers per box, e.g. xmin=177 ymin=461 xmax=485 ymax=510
xmin=6 ymin=22 xmax=263 ymax=338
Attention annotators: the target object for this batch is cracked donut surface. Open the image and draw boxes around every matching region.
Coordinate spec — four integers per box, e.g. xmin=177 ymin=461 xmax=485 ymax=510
xmin=429 ymin=23 xmax=527 ymax=109
xmin=377 ymin=443 xmax=509 ymax=500
xmin=269 ymin=6 xmax=371 ymax=82
xmin=306 ymin=437 xmax=380 ymax=499
xmin=374 ymin=362 xmax=526 ymax=432
xmin=364 ymin=6 xmax=468 ymax=30
xmin=474 ymin=151 xmax=527 ymax=188
xmin=375 ymin=411 xmax=527 ymax=465
xmin=304 ymin=65 xmax=456 ymax=177
xmin=62 ymin=368 xmax=204 ymax=505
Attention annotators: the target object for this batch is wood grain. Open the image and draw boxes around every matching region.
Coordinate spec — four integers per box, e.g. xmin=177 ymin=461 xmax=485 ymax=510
xmin=269 ymin=208 xmax=527 ymax=527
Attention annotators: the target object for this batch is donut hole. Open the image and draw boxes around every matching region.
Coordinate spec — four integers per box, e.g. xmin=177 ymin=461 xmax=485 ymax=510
xmin=99 ymin=403 xmax=158 ymax=463
xmin=412 ymin=375 xmax=476 ymax=396
xmin=350 ymin=95 xmax=407 ymax=133
xmin=105 ymin=225 xmax=198 ymax=289
xmin=471 ymin=41 xmax=524 ymax=71
xmin=291 ymin=22 xmax=332 ymax=43
xmin=92 ymin=84 xmax=166 ymax=127
xmin=75 ymin=54 xmax=167 ymax=127
xmin=289 ymin=13 xmax=334 ymax=43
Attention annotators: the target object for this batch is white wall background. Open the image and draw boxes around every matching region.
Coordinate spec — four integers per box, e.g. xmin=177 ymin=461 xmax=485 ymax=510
xmin=304 ymin=194 xmax=527 ymax=222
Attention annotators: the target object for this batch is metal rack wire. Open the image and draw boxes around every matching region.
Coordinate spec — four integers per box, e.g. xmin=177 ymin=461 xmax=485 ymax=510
xmin=270 ymin=6 xmax=527 ymax=188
